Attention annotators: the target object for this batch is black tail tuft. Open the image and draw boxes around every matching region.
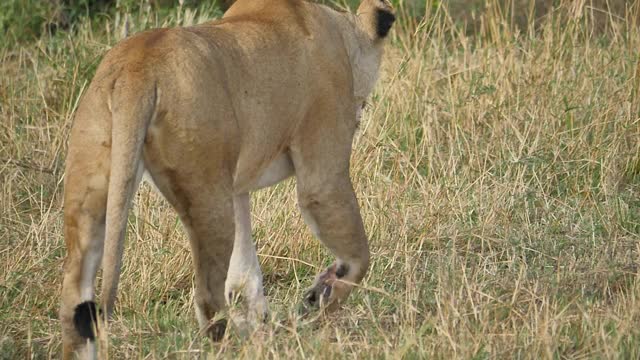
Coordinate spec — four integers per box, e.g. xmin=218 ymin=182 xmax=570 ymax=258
xmin=207 ymin=319 xmax=228 ymax=342
xmin=73 ymin=301 xmax=101 ymax=340
xmin=376 ymin=8 xmax=396 ymax=38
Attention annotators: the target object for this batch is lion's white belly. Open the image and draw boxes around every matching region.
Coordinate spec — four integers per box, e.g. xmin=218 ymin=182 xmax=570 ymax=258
xmin=248 ymin=153 xmax=295 ymax=191
xmin=141 ymin=153 xmax=294 ymax=194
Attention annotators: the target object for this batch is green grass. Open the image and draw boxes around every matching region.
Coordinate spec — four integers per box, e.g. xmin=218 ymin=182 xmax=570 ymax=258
xmin=1 ymin=0 xmax=640 ymax=358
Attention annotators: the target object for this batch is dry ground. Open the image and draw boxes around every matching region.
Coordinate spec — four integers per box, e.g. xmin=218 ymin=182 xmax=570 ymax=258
xmin=1 ymin=0 xmax=640 ymax=358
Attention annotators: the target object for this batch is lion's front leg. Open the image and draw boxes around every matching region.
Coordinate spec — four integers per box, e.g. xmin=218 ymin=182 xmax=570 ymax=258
xmin=225 ymin=194 xmax=268 ymax=332
xmin=296 ymin=180 xmax=370 ymax=312
xmin=290 ymin=117 xmax=370 ymax=312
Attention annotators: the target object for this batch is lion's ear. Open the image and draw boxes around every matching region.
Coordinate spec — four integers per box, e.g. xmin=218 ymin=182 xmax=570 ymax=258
xmin=356 ymin=0 xmax=395 ymax=41
xmin=375 ymin=8 xmax=395 ymax=38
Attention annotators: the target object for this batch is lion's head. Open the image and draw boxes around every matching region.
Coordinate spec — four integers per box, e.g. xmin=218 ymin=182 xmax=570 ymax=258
xmin=346 ymin=0 xmax=396 ymax=107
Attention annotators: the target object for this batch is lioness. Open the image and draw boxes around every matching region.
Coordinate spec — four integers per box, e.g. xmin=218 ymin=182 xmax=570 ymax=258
xmin=60 ymin=0 xmax=395 ymax=357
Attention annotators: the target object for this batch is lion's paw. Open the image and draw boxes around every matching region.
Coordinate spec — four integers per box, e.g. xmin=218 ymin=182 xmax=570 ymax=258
xmin=301 ymin=263 xmax=352 ymax=314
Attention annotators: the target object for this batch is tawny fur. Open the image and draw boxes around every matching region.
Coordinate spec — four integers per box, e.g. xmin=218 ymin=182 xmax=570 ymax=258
xmin=60 ymin=0 xmax=394 ymax=358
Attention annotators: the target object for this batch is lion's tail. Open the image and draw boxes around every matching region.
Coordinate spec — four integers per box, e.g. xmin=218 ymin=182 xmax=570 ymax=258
xmin=101 ymin=78 xmax=159 ymax=317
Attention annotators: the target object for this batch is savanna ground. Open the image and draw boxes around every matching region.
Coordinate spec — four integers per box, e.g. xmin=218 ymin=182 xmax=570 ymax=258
xmin=2 ymin=0 xmax=640 ymax=358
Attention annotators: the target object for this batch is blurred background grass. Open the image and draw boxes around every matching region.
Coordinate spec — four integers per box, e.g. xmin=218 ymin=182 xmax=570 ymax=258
xmin=2 ymin=0 xmax=637 ymax=45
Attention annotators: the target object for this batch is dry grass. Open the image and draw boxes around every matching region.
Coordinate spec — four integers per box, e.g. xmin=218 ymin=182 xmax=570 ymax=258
xmin=2 ymin=0 xmax=640 ymax=358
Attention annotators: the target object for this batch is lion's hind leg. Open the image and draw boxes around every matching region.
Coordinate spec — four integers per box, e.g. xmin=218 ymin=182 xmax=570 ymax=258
xmin=142 ymin=156 xmax=235 ymax=341
xmin=187 ymin=194 xmax=235 ymax=341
